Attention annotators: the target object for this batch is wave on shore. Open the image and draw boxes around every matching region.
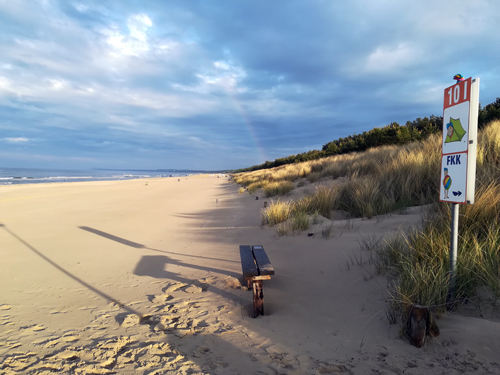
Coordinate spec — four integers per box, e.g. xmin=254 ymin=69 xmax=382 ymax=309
xmin=0 ymin=168 xmax=188 ymax=185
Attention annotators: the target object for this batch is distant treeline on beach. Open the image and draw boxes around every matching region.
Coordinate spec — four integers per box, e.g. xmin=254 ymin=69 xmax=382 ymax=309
xmin=235 ymin=97 xmax=500 ymax=173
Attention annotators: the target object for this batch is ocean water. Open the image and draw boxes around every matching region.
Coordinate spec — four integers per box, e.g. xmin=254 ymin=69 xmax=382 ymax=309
xmin=0 ymin=167 xmax=189 ymax=185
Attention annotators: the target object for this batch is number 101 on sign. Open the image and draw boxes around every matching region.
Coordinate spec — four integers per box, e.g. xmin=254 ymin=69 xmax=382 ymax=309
xmin=444 ymin=78 xmax=471 ymax=110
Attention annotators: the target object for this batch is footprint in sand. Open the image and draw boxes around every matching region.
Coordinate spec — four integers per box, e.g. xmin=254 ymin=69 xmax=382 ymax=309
xmin=44 ymin=339 xmax=61 ymax=348
xmin=33 ymin=336 xmax=60 ymax=345
xmin=151 ymin=294 xmax=174 ymax=304
xmin=2 ymin=352 xmax=38 ymax=372
xmin=223 ymin=277 xmax=242 ymax=290
xmin=55 ymin=350 xmax=80 ymax=361
xmin=120 ymin=314 xmax=141 ymax=327
xmin=192 ymin=345 xmax=211 ymax=357
xmin=162 ymin=282 xmax=187 ymax=293
xmin=0 ymin=304 xmax=12 ymax=310
xmin=30 ymin=325 xmax=46 ymax=332
xmin=107 ymin=301 xmax=123 ymax=310
xmin=184 ymin=285 xmax=203 ymax=294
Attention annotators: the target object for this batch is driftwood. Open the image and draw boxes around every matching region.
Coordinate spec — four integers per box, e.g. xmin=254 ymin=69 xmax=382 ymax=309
xmin=405 ymin=304 xmax=440 ymax=348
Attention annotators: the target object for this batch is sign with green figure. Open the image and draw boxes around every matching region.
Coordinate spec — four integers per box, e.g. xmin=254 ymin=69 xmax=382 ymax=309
xmin=445 ymin=118 xmax=467 ymax=143
xmin=439 ymin=77 xmax=479 ymax=204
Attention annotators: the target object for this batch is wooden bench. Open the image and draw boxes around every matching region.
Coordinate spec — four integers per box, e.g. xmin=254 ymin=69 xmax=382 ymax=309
xmin=239 ymin=245 xmax=275 ymax=318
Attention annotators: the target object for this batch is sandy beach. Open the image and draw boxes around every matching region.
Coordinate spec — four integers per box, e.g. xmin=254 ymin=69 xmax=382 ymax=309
xmin=1 ymin=176 xmax=500 ymax=374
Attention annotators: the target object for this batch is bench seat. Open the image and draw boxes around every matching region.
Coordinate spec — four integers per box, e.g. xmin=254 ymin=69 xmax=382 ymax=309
xmin=239 ymin=245 xmax=274 ymax=317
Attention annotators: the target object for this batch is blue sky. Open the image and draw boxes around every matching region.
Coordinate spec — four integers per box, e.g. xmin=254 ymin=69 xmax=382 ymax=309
xmin=1 ymin=0 xmax=499 ymax=170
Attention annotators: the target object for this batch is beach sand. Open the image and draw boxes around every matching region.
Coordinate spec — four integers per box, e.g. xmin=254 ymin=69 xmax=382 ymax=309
xmin=1 ymin=176 xmax=499 ymax=374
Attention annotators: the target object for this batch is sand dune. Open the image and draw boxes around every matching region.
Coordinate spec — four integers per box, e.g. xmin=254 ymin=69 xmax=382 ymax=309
xmin=1 ymin=176 xmax=500 ymax=374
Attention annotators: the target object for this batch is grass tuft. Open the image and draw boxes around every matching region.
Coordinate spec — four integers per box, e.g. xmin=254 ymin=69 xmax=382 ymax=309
xmin=261 ymin=200 xmax=293 ymax=226
xmin=321 ymin=223 xmax=334 ymax=239
xmin=275 ymin=222 xmax=292 ymax=237
xmin=263 ymin=181 xmax=294 ymax=197
xmin=291 ymin=211 xmax=310 ymax=231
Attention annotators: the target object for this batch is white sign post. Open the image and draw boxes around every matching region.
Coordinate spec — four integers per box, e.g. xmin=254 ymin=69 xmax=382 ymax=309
xmin=440 ymin=77 xmax=479 ymax=307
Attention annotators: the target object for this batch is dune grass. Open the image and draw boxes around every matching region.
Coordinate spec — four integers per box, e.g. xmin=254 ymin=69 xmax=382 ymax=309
xmin=236 ymin=120 xmax=500 ymax=321
xmin=291 ymin=211 xmax=310 ymax=231
xmin=294 ymin=185 xmax=340 ymax=219
xmin=233 ymin=175 xmax=294 ymax=197
xmin=261 ymin=199 xmax=293 ymax=226
xmin=235 ymin=132 xmax=442 ymax=219
xmin=364 ymin=121 xmax=500 ymax=321
xmin=262 ymin=181 xmax=294 ymax=197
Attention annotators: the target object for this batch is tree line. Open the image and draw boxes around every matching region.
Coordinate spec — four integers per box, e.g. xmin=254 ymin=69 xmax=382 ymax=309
xmin=234 ymin=98 xmax=500 ymax=173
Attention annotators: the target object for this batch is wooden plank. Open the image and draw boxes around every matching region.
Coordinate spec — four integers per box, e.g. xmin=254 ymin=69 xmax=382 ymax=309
xmin=251 ymin=245 xmax=275 ymax=276
xmin=240 ymin=245 xmax=258 ymax=277
xmin=253 ymin=280 xmax=264 ymax=317
xmin=246 ymin=275 xmax=271 ymax=281
xmin=245 ymin=275 xmax=271 ymax=290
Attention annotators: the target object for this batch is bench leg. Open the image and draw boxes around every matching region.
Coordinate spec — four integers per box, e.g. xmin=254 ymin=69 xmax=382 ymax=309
xmin=253 ymin=280 xmax=264 ymax=318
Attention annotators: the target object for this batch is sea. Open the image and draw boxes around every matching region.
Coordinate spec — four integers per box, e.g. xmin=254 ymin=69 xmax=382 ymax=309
xmin=0 ymin=167 xmax=194 ymax=185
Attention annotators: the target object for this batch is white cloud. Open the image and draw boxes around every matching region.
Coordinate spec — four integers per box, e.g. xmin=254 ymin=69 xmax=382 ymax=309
xmin=364 ymin=43 xmax=421 ymax=73
xmin=49 ymin=79 xmax=68 ymax=90
xmin=175 ymin=60 xmax=248 ymax=94
xmin=0 ymin=76 xmax=11 ymax=90
xmin=127 ymin=14 xmax=152 ymax=42
xmin=1 ymin=0 xmax=499 ymax=170
xmin=73 ymin=3 xmax=89 ymax=12
xmin=4 ymin=137 xmax=29 ymax=142
xmin=104 ymin=14 xmax=153 ymax=57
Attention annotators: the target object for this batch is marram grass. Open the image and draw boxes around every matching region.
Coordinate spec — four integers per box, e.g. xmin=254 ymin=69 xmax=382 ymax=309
xmin=237 ymin=120 xmax=500 ymax=320
xmin=262 ymin=181 xmax=294 ymax=197
xmin=261 ymin=199 xmax=293 ymax=226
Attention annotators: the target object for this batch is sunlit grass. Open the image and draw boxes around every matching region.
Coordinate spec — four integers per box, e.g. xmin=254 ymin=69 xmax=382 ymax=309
xmin=262 ymin=181 xmax=294 ymax=197
xmin=294 ymin=185 xmax=340 ymax=219
xmin=363 ymin=121 xmax=500 ymax=322
xmin=237 ymin=120 xmax=500 ymax=321
xmin=261 ymin=199 xmax=293 ymax=226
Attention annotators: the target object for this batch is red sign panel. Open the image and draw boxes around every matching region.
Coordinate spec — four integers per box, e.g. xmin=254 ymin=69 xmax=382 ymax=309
xmin=443 ymin=77 xmax=471 ymax=110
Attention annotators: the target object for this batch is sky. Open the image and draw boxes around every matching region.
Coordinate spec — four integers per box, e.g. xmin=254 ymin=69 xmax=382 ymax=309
xmin=1 ymin=0 xmax=499 ymax=171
